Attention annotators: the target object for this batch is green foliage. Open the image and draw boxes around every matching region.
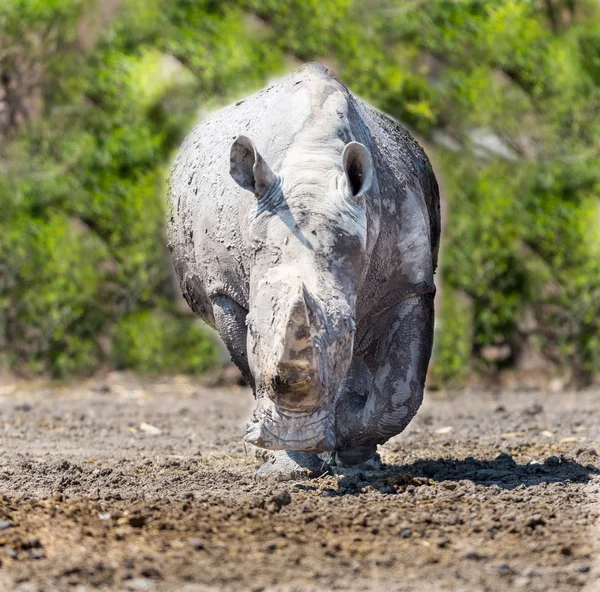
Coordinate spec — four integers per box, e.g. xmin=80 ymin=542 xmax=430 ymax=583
xmin=0 ymin=211 xmax=106 ymax=376
xmin=0 ymin=0 xmax=277 ymax=376
xmin=1 ymin=0 xmax=598 ymax=383
xmin=112 ymin=310 xmax=219 ymax=374
xmin=432 ymin=288 xmax=473 ymax=386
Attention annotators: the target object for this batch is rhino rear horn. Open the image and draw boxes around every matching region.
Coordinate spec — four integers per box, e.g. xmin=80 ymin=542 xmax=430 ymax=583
xmin=230 ymin=135 xmax=278 ymax=197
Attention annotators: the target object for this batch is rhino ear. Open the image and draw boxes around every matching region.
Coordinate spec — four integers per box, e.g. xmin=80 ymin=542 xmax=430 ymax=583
xmin=230 ymin=135 xmax=278 ymax=197
xmin=342 ymin=141 xmax=373 ymax=200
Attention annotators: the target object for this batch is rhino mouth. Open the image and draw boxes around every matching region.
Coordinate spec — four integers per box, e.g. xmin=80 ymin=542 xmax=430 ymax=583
xmin=244 ymin=397 xmax=335 ymax=452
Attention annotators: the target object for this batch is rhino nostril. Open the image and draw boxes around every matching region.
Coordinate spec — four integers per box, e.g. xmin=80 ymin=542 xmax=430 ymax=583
xmin=271 ymin=374 xmax=290 ymax=394
xmin=271 ymin=372 xmax=310 ymax=394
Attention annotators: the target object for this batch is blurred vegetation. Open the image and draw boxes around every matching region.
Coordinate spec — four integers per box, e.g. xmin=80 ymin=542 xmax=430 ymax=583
xmin=0 ymin=0 xmax=598 ymax=384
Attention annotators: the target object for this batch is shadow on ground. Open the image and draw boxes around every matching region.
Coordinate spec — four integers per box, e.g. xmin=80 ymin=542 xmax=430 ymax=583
xmin=307 ymin=452 xmax=599 ymax=496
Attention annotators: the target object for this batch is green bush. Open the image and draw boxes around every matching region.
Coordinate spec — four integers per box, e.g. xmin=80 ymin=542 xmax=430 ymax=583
xmin=112 ymin=310 xmax=219 ymax=374
xmin=432 ymin=288 xmax=473 ymax=386
xmin=1 ymin=0 xmax=598 ymax=384
xmin=0 ymin=211 xmax=106 ymax=376
xmin=0 ymin=0 xmax=280 ymax=377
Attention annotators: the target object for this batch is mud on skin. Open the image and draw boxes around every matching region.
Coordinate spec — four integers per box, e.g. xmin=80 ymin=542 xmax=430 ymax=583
xmin=168 ymin=63 xmax=441 ymax=468
xmin=0 ymin=374 xmax=599 ymax=591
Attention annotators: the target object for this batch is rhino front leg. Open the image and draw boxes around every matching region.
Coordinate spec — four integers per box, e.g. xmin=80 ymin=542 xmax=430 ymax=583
xmin=211 ymin=296 xmax=254 ymax=388
xmin=333 ymin=293 xmax=435 ymax=463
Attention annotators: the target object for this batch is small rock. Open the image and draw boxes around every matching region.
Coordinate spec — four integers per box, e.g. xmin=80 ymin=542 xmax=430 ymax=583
xmin=500 ymin=431 xmax=525 ymax=439
xmin=523 ymin=403 xmax=543 ymax=416
xmin=496 ymin=563 xmax=516 ymax=577
xmin=139 ymin=423 xmax=162 ymax=436
xmin=0 ymin=520 xmax=13 ymax=531
xmin=264 ymin=540 xmax=278 ymax=553
xmin=400 ymin=529 xmax=412 ymax=538
xmin=577 ymin=447 xmax=598 ymax=457
xmin=435 ymin=426 xmax=454 ymax=435
xmin=271 ymin=489 xmax=291 ymax=507
xmin=540 ymin=430 xmax=554 ymax=438
xmin=577 ymin=565 xmax=590 ymax=573
xmin=127 ymin=578 xmax=153 ymax=591
xmin=526 ymin=514 xmax=546 ymax=528
xmin=523 ymin=567 xmax=542 ymax=578
xmin=98 ymin=513 xmax=111 ymax=521
xmin=26 ymin=538 xmax=41 ymax=549
xmin=188 ymin=538 xmax=205 ymax=550
xmin=140 ymin=566 xmax=162 ymax=579
xmin=560 ymin=437 xmax=578 ymax=443
xmin=436 ymin=537 xmax=450 ymax=548
xmin=545 ymin=456 xmax=561 ymax=467
xmin=28 ymin=548 xmax=45 ymax=560
xmin=494 ymin=405 xmax=507 ymax=413
xmin=265 ymin=489 xmax=292 ymax=512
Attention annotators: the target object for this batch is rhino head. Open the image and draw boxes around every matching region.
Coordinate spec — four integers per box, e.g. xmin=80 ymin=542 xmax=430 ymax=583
xmin=229 ymin=135 xmax=374 ymax=453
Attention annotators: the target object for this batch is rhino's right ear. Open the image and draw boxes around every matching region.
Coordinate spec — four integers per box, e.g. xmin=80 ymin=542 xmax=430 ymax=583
xmin=229 ymin=135 xmax=278 ymax=198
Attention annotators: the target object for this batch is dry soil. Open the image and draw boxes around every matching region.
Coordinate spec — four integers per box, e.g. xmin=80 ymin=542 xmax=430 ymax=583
xmin=0 ymin=372 xmax=598 ymax=591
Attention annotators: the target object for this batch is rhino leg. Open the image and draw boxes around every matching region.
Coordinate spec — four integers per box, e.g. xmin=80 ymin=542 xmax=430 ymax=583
xmin=211 ymin=296 xmax=254 ymax=388
xmin=334 ymin=293 xmax=435 ymax=457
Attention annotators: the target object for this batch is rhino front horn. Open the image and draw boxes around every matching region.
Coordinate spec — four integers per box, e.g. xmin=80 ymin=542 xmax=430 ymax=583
xmin=270 ymin=285 xmax=322 ymax=412
xmin=229 ymin=135 xmax=278 ymax=198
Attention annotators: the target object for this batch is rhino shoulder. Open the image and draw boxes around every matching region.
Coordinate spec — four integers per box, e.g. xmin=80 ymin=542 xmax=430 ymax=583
xmin=357 ymin=101 xmax=441 ymax=271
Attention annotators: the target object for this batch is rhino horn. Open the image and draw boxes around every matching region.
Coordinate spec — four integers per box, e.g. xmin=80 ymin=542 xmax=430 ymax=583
xmin=270 ymin=285 xmax=322 ymax=411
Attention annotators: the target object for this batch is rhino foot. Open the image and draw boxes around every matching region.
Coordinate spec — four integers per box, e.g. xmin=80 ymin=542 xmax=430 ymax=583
xmin=319 ymin=444 xmax=380 ymax=469
xmin=254 ymin=450 xmax=330 ymax=481
xmin=319 ymin=447 xmax=382 ymax=472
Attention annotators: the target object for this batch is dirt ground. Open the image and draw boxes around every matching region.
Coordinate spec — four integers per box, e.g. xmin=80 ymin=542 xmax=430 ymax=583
xmin=0 ymin=371 xmax=598 ymax=592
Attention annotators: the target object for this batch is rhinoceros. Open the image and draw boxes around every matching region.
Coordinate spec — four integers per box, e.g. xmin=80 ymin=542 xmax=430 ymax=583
xmin=168 ymin=63 xmax=440 ymax=477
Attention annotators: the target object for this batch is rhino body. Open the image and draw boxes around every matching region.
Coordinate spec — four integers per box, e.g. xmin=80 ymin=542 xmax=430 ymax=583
xmin=168 ymin=63 xmax=440 ymax=468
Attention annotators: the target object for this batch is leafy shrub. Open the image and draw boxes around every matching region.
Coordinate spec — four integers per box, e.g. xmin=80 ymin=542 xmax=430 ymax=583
xmin=0 ymin=0 xmax=279 ymax=377
xmin=432 ymin=288 xmax=473 ymax=386
xmin=1 ymin=0 xmax=598 ymax=384
xmin=112 ymin=310 xmax=219 ymax=374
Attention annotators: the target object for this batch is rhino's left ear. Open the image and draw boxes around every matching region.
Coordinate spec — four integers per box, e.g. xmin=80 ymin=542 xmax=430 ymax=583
xmin=342 ymin=141 xmax=373 ymax=200
xmin=230 ymin=135 xmax=278 ymax=198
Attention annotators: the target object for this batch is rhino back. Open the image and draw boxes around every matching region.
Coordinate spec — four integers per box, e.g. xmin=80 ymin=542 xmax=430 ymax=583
xmin=168 ymin=64 xmax=362 ymax=322
xmin=168 ymin=63 xmax=439 ymax=327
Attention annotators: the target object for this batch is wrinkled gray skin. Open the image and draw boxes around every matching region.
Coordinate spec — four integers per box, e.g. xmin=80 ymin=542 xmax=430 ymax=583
xmin=168 ymin=63 xmax=440 ymax=474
